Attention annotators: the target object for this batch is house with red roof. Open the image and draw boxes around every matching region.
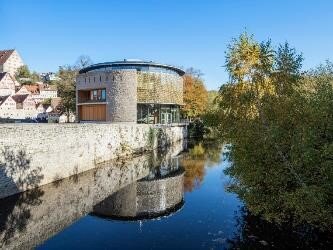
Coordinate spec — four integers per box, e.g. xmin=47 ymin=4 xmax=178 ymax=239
xmin=23 ymin=83 xmax=58 ymax=104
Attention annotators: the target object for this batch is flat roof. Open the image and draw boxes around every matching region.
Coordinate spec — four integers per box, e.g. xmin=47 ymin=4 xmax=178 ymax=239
xmin=79 ymin=60 xmax=185 ymax=76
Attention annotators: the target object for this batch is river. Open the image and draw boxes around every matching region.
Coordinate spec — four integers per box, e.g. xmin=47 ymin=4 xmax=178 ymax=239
xmin=0 ymin=140 xmax=332 ymax=249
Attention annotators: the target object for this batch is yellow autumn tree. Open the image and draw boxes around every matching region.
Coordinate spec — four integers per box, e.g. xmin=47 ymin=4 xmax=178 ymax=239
xmin=181 ymin=69 xmax=208 ymax=119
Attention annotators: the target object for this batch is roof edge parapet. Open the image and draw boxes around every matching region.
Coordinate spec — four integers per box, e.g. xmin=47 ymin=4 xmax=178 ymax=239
xmin=79 ymin=60 xmax=185 ymax=76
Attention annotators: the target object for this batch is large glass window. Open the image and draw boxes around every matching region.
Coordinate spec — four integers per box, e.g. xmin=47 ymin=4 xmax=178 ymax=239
xmin=137 ymin=104 xmax=149 ymax=124
xmin=137 ymin=104 xmax=156 ymax=124
xmin=137 ymin=104 xmax=180 ymax=124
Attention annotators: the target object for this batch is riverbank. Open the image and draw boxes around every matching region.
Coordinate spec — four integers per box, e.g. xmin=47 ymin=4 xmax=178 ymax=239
xmin=0 ymin=123 xmax=187 ymax=199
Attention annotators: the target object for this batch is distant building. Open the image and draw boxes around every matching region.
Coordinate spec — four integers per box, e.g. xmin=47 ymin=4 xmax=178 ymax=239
xmin=22 ymin=83 xmax=58 ymax=104
xmin=0 ymin=94 xmax=37 ymax=119
xmin=41 ymin=72 xmax=60 ymax=82
xmin=24 ymin=84 xmax=40 ymax=95
xmin=0 ymin=49 xmax=24 ymax=76
xmin=76 ymin=60 xmax=184 ymax=123
xmin=16 ymin=85 xmax=31 ymax=95
xmin=0 ymin=49 xmax=59 ymax=121
xmin=0 ymin=95 xmax=17 ymax=118
xmin=0 ymin=72 xmax=16 ymax=96
xmin=50 ymin=97 xmax=62 ymax=109
xmin=39 ymin=83 xmax=57 ymax=99
xmin=0 ymin=83 xmax=58 ymax=120
xmin=12 ymin=94 xmax=36 ymax=110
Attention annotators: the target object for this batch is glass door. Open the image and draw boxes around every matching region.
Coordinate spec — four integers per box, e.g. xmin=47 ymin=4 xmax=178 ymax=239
xmin=161 ymin=113 xmax=166 ymax=124
xmin=167 ymin=113 xmax=172 ymax=124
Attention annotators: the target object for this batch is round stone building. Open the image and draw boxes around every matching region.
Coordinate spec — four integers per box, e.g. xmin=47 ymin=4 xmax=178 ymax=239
xmin=76 ymin=60 xmax=185 ymax=123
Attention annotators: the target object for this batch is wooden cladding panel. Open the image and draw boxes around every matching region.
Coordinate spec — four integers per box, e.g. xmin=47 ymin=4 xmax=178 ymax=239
xmin=79 ymin=104 xmax=106 ymax=121
xmin=78 ymin=91 xmax=90 ymax=103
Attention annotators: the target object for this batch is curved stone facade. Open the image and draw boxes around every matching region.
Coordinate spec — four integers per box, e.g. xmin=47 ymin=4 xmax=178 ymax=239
xmin=76 ymin=70 xmax=138 ymax=122
xmin=108 ymin=70 xmax=137 ymax=122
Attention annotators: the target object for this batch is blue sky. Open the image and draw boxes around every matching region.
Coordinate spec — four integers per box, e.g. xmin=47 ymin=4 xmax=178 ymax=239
xmin=1 ymin=0 xmax=333 ymax=90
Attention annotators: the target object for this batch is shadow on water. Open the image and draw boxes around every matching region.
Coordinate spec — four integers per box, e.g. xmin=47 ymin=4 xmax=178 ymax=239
xmin=0 ymin=148 xmax=44 ymax=248
xmin=226 ymin=207 xmax=333 ymax=249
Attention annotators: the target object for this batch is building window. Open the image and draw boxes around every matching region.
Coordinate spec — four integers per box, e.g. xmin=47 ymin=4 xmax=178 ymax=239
xmin=101 ymin=89 xmax=106 ymax=100
xmin=89 ymin=89 xmax=106 ymax=101
xmin=91 ymin=90 xmax=97 ymax=100
xmin=137 ymin=104 xmax=180 ymax=124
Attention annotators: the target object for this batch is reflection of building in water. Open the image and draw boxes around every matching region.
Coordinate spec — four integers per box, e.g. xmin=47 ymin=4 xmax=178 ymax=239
xmin=92 ymin=152 xmax=184 ymax=220
xmin=0 ymin=142 xmax=185 ymax=249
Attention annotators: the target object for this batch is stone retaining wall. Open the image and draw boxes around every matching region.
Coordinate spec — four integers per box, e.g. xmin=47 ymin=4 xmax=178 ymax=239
xmin=0 ymin=123 xmax=186 ymax=199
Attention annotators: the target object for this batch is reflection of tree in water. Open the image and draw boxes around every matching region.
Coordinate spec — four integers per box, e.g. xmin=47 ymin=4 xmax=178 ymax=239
xmin=226 ymin=207 xmax=333 ymax=249
xmin=0 ymin=148 xmax=44 ymax=247
xmin=182 ymin=140 xmax=223 ymax=192
xmin=182 ymin=155 xmax=205 ymax=192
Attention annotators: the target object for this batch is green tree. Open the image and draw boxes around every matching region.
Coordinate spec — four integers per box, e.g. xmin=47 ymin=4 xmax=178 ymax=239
xmin=15 ymin=65 xmax=30 ymax=78
xmin=15 ymin=65 xmax=31 ymax=83
xmin=15 ymin=65 xmax=41 ymax=84
xmin=54 ymin=56 xmax=92 ymax=122
xmin=30 ymin=71 xmax=41 ymax=82
xmin=207 ymin=90 xmax=218 ymax=110
xmin=215 ymin=32 xmax=333 ymax=231
xmin=273 ymin=42 xmax=303 ymax=95
xmin=54 ymin=65 xmax=77 ymax=121
xmin=42 ymin=98 xmax=52 ymax=105
xmin=202 ymin=90 xmax=220 ymax=131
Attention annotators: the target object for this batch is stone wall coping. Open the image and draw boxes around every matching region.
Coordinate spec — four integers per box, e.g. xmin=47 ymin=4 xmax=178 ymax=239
xmin=0 ymin=123 xmax=187 ymax=127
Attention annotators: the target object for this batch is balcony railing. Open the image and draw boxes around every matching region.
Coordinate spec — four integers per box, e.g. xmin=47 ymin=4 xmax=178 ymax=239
xmin=77 ymin=98 xmax=106 ymax=104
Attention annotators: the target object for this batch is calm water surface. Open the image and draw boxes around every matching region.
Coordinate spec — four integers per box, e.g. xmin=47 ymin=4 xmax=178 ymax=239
xmin=40 ymin=141 xmax=240 ymax=250
xmin=0 ymin=140 xmax=332 ymax=249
